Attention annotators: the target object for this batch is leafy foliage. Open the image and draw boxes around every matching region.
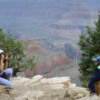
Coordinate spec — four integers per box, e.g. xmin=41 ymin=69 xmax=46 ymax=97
xmin=78 ymin=11 xmax=100 ymax=86
xmin=0 ymin=29 xmax=36 ymax=76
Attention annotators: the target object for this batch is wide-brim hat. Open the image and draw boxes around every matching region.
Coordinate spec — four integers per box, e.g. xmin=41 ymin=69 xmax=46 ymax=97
xmin=92 ymin=56 xmax=100 ymax=62
xmin=0 ymin=49 xmax=4 ymax=54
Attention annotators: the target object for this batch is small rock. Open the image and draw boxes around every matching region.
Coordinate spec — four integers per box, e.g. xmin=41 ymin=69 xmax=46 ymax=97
xmin=74 ymin=94 xmax=84 ymax=99
xmin=64 ymin=87 xmax=90 ymax=99
xmin=32 ymin=75 xmax=43 ymax=79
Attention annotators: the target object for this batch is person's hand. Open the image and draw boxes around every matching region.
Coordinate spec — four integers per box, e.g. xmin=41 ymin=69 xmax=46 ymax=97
xmin=0 ymin=53 xmax=4 ymax=60
xmin=4 ymin=52 xmax=8 ymax=60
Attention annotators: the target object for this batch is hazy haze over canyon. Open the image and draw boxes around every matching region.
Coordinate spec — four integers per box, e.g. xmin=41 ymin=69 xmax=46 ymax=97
xmin=0 ymin=0 xmax=100 ymax=85
xmin=0 ymin=0 xmax=100 ymax=39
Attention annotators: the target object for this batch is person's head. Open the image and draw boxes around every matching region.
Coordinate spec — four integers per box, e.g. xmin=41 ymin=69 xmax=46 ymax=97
xmin=92 ymin=56 xmax=100 ymax=66
xmin=93 ymin=61 xmax=98 ymax=66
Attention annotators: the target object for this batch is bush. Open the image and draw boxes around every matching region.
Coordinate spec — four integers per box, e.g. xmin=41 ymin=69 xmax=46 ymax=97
xmin=78 ymin=11 xmax=100 ymax=86
xmin=0 ymin=28 xmax=36 ymax=76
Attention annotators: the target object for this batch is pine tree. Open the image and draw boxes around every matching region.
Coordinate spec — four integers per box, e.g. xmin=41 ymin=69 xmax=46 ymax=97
xmin=0 ymin=29 xmax=36 ymax=76
xmin=78 ymin=11 xmax=100 ymax=86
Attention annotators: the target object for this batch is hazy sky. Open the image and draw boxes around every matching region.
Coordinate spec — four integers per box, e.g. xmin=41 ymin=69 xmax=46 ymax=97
xmin=0 ymin=0 xmax=100 ymax=10
xmin=0 ymin=0 xmax=100 ymax=3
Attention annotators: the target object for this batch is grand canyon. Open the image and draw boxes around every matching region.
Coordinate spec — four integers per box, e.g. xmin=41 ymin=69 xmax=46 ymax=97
xmin=0 ymin=0 xmax=100 ymax=85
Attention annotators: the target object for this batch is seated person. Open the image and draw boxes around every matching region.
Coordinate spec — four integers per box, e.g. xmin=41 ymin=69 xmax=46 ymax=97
xmin=88 ymin=56 xmax=100 ymax=94
xmin=0 ymin=49 xmax=13 ymax=86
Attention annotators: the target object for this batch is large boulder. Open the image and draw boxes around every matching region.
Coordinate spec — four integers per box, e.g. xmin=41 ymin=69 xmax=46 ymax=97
xmin=94 ymin=81 xmax=100 ymax=95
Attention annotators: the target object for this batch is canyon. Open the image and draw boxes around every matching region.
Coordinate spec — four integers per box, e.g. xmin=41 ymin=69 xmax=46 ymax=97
xmin=0 ymin=0 xmax=100 ymax=87
xmin=0 ymin=0 xmax=99 ymax=60
xmin=36 ymin=1 xmax=98 ymax=61
xmin=21 ymin=38 xmax=80 ymax=85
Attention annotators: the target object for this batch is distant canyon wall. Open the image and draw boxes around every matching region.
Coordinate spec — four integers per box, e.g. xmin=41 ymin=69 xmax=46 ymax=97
xmin=25 ymin=53 xmax=72 ymax=77
xmin=22 ymin=39 xmax=73 ymax=78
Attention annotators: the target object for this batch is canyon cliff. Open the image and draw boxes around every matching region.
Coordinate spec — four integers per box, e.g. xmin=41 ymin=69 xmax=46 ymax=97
xmin=37 ymin=1 xmax=98 ymax=61
xmin=22 ymin=39 xmax=73 ymax=78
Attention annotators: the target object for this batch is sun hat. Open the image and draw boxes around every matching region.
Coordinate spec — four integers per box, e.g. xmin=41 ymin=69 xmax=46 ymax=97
xmin=92 ymin=56 xmax=100 ymax=62
xmin=0 ymin=49 xmax=4 ymax=54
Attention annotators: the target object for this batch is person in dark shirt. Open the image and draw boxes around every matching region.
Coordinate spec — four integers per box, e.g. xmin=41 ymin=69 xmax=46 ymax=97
xmin=88 ymin=56 xmax=100 ymax=94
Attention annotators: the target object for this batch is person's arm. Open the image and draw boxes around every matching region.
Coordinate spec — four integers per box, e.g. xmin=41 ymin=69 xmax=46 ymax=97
xmin=4 ymin=60 xmax=8 ymax=69
xmin=4 ymin=52 xmax=8 ymax=69
xmin=0 ymin=54 xmax=4 ymax=72
xmin=0 ymin=60 xmax=4 ymax=72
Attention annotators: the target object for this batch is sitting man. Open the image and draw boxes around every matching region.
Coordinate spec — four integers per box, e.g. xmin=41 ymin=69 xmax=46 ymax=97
xmin=0 ymin=49 xmax=13 ymax=86
xmin=88 ymin=56 xmax=100 ymax=94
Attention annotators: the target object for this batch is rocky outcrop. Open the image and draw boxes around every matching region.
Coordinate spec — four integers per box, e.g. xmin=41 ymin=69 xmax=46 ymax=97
xmin=0 ymin=75 xmax=94 ymax=100
xmin=1 ymin=75 xmax=100 ymax=100
xmin=62 ymin=0 xmax=97 ymax=19
xmin=51 ymin=0 xmax=97 ymax=30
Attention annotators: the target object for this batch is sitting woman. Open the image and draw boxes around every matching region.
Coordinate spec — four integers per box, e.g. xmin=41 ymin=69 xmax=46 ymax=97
xmin=0 ymin=49 xmax=13 ymax=86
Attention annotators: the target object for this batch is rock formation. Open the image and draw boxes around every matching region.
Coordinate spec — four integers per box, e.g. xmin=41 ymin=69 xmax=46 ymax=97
xmin=22 ymin=39 xmax=73 ymax=78
xmin=38 ymin=1 xmax=98 ymax=61
xmin=62 ymin=0 xmax=97 ymax=19
xmin=0 ymin=75 xmax=100 ymax=100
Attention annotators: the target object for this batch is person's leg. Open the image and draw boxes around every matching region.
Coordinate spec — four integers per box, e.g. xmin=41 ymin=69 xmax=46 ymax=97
xmin=89 ymin=77 xmax=97 ymax=93
xmin=0 ymin=77 xmax=11 ymax=86
xmin=3 ymin=68 xmax=13 ymax=80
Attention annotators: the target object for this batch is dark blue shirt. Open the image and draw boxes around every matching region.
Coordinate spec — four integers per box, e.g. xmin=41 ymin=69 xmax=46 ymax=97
xmin=94 ymin=65 xmax=100 ymax=78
